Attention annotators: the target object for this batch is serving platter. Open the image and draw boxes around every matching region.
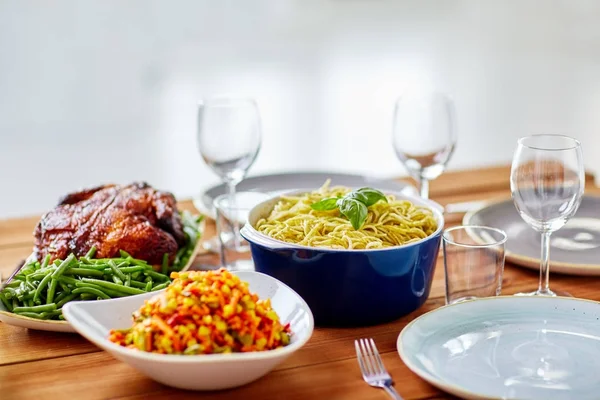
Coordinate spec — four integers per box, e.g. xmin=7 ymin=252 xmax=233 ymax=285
xmin=397 ymin=296 xmax=600 ymax=400
xmin=0 ymin=218 xmax=205 ymax=333
xmin=193 ymin=171 xmax=418 ymax=218
xmin=463 ymin=195 xmax=600 ymax=276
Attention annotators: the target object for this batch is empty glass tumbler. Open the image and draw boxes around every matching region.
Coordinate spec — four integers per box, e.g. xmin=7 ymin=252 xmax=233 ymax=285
xmin=443 ymin=225 xmax=507 ymax=305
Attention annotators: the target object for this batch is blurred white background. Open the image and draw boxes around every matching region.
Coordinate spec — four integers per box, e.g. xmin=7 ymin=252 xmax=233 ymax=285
xmin=1 ymin=0 xmax=600 ymax=218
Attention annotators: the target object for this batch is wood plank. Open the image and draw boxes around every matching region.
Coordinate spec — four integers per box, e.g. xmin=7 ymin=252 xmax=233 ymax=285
xmin=0 ymin=216 xmax=38 ymax=248
xmin=398 ymin=164 xmax=595 ymax=198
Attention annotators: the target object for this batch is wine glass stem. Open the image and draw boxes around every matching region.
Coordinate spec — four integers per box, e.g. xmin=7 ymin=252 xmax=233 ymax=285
xmin=227 ymin=181 xmax=242 ymax=250
xmin=538 ymin=231 xmax=552 ymax=295
xmin=419 ymin=177 xmax=429 ymax=199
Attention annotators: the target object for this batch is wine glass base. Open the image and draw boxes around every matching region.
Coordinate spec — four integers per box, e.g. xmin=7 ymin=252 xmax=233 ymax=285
xmin=514 ymin=288 xmax=572 ymax=297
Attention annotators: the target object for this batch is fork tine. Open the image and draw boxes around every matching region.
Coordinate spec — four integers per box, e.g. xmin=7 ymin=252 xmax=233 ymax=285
xmin=369 ymin=338 xmax=387 ymax=375
xmin=361 ymin=338 xmax=381 ymax=375
xmin=359 ymin=338 xmax=376 ymax=375
xmin=354 ymin=340 xmax=368 ymax=376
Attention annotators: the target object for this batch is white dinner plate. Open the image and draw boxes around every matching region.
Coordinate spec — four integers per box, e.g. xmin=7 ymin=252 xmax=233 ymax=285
xmin=193 ymin=171 xmax=417 ymax=218
xmin=397 ymin=296 xmax=600 ymax=400
xmin=0 ymin=219 xmax=205 ymax=333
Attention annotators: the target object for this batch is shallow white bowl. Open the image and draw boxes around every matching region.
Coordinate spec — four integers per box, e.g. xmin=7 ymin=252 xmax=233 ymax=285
xmin=63 ymin=270 xmax=314 ymax=391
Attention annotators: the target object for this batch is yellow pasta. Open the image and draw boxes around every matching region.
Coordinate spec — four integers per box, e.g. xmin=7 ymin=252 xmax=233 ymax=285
xmin=255 ymin=181 xmax=438 ymax=250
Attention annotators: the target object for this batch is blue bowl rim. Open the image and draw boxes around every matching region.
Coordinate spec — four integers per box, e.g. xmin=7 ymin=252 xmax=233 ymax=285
xmin=240 ymin=189 xmax=445 ymax=253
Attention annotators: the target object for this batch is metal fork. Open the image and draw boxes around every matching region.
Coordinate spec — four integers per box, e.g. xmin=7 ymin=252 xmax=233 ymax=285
xmin=355 ymin=338 xmax=404 ymax=400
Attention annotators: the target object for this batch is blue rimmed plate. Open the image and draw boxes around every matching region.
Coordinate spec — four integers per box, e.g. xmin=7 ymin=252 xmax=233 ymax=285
xmin=397 ymin=296 xmax=600 ymax=400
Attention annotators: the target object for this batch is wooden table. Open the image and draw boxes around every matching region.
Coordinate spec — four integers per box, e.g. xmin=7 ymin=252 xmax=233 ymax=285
xmin=1 ymin=164 xmax=599 ymax=399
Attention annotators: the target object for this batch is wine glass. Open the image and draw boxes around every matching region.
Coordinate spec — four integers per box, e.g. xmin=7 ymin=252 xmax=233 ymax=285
xmin=510 ymin=134 xmax=585 ymax=296
xmin=197 ymin=97 xmax=262 ymax=251
xmin=392 ymin=91 xmax=457 ymax=199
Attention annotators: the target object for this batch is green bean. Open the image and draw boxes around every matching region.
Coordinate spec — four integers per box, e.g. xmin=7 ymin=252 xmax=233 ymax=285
xmin=18 ymin=311 xmax=48 ymax=319
xmin=85 ymin=246 xmax=97 ymax=258
xmin=56 ymin=293 xmax=79 ymax=308
xmin=144 ymin=270 xmax=170 ymax=282
xmin=161 ymin=253 xmax=169 ymax=275
xmin=75 ymin=282 xmax=126 ymax=298
xmin=33 ymin=273 xmax=54 ymax=304
xmin=4 ymin=281 xmax=21 ymax=289
xmin=117 ymin=266 xmax=147 ymax=274
xmin=58 ymin=281 xmax=71 ymax=294
xmin=47 ymin=278 xmax=58 ymax=304
xmin=53 ymin=259 xmax=62 ymax=266
xmin=112 ymin=275 xmax=123 ymax=285
xmin=119 ymin=250 xmax=132 ymax=258
xmin=81 ymin=278 xmax=145 ymax=295
xmin=0 ymin=292 xmax=12 ymax=311
xmin=125 ymin=274 xmax=131 ymax=287
xmin=151 ymin=282 xmax=169 ymax=291
xmin=25 ymin=281 xmax=37 ymax=292
xmin=79 ymin=293 xmax=97 ymax=301
xmin=51 ymin=253 xmax=76 ymax=279
xmin=131 ymin=271 xmax=142 ymax=281
xmin=13 ymin=303 xmax=57 ymax=313
xmin=40 ymin=254 xmax=51 ymax=269
xmin=3 ymin=287 xmax=17 ymax=299
xmin=144 ymin=281 xmax=152 ymax=292
xmin=63 ymin=268 xmax=105 ymax=277
xmin=128 ymin=280 xmax=147 ymax=289
xmin=54 ymin=290 xmax=69 ymax=304
xmin=12 ymin=298 xmax=18 ymax=310
xmin=108 ymin=260 xmax=127 ymax=281
xmin=57 ymin=276 xmax=79 ymax=286
xmin=72 ymin=287 xmax=110 ymax=300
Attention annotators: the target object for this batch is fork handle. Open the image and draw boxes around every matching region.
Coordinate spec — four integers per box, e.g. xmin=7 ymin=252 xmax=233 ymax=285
xmin=382 ymin=384 xmax=404 ymax=400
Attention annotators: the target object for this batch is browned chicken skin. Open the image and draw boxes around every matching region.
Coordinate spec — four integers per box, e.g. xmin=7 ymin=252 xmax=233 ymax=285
xmin=33 ymin=182 xmax=186 ymax=266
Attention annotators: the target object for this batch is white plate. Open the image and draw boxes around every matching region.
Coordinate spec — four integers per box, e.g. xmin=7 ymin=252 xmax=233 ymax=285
xmin=397 ymin=296 xmax=600 ymax=400
xmin=193 ymin=171 xmax=417 ymax=218
xmin=0 ymin=219 xmax=205 ymax=333
xmin=63 ymin=270 xmax=314 ymax=391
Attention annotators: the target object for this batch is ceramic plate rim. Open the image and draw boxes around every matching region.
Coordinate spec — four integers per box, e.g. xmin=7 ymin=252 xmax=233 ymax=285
xmin=396 ymin=295 xmax=600 ymax=400
xmin=0 ymin=218 xmax=205 ymax=332
xmin=63 ymin=269 xmax=315 ymax=363
xmin=462 ymin=195 xmax=600 ymax=275
xmin=192 ymin=171 xmax=417 ymax=218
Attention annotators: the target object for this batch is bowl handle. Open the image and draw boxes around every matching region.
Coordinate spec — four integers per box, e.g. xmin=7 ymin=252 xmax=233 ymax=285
xmin=240 ymin=224 xmax=293 ymax=250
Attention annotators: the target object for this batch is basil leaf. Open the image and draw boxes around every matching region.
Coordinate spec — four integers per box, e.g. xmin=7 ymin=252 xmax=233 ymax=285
xmin=345 ymin=191 xmax=369 ymax=204
xmin=338 ymin=198 xmax=368 ymax=230
xmin=310 ymin=197 xmax=340 ymax=211
xmin=356 ymin=187 xmax=388 ymax=207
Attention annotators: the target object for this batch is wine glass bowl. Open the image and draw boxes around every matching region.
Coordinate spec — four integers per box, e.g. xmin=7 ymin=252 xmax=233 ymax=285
xmin=197 ymin=97 xmax=261 ymax=187
xmin=392 ymin=91 xmax=457 ymax=199
xmin=510 ymin=134 xmax=585 ymax=296
xmin=197 ymin=97 xmax=262 ymax=253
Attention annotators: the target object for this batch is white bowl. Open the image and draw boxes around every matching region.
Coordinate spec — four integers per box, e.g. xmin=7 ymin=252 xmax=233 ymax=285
xmin=62 ymin=270 xmax=314 ymax=391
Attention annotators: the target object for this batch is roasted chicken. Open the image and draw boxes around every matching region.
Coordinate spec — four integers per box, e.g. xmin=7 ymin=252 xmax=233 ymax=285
xmin=33 ymin=182 xmax=186 ymax=266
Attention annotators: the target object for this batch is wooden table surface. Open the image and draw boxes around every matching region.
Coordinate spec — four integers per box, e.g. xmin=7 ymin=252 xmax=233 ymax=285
xmin=1 ymin=164 xmax=599 ymax=400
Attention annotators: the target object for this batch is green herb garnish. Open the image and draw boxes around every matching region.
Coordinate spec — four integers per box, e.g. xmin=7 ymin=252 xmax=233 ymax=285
xmin=310 ymin=187 xmax=387 ymax=230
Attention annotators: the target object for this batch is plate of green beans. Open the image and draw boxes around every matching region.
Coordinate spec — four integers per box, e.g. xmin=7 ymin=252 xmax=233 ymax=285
xmin=0 ymin=213 xmax=205 ymax=332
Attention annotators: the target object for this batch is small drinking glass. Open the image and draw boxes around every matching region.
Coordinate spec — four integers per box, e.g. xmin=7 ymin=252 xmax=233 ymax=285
xmin=392 ymin=91 xmax=457 ymax=199
xmin=197 ymin=97 xmax=262 ymax=251
xmin=213 ymin=192 xmax=269 ymax=270
xmin=510 ymin=134 xmax=585 ymax=297
xmin=443 ymin=225 xmax=507 ymax=305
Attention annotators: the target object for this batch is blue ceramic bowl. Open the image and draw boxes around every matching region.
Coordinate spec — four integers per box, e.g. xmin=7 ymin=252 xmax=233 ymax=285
xmin=240 ymin=191 xmax=444 ymax=327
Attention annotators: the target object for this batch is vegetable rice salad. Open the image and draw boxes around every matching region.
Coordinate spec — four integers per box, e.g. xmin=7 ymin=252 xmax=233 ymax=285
xmin=109 ymin=268 xmax=292 ymax=355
